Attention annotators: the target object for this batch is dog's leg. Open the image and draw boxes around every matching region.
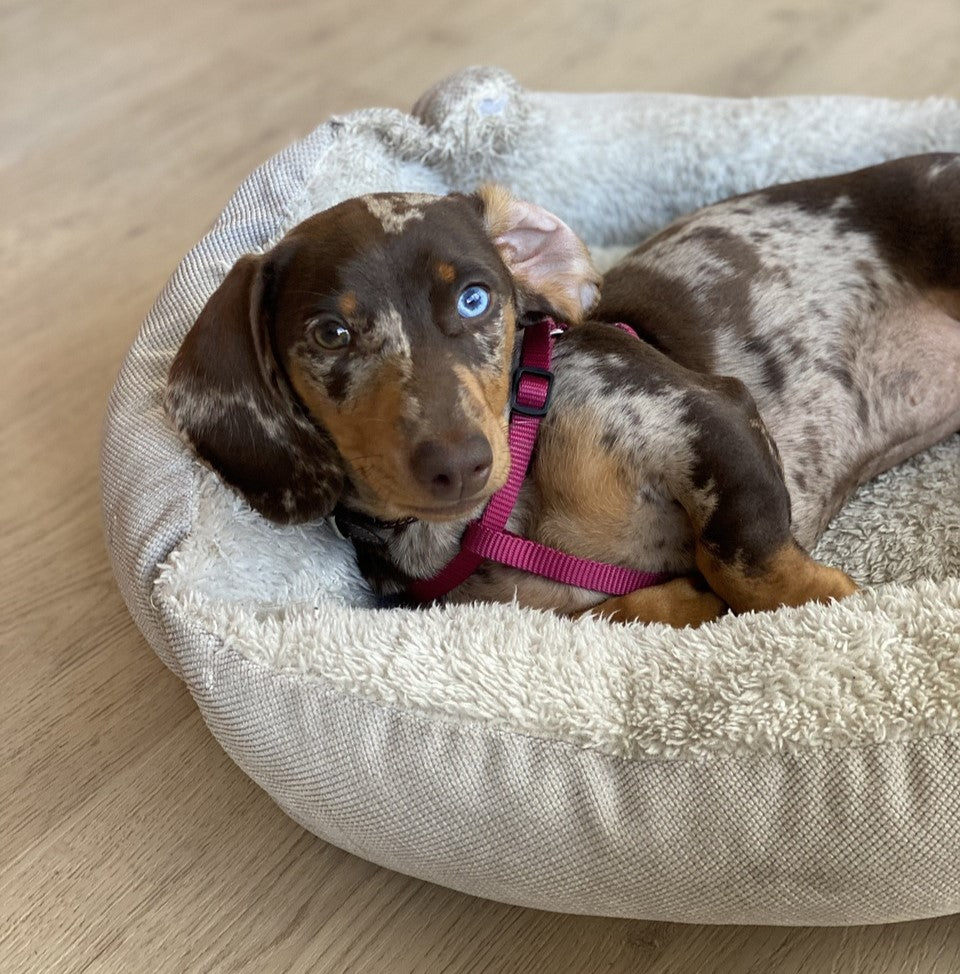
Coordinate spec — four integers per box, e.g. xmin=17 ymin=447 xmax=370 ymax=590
xmin=681 ymin=375 xmax=859 ymax=615
xmin=572 ymin=576 xmax=727 ymax=627
xmin=695 ymin=541 xmax=858 ymax=614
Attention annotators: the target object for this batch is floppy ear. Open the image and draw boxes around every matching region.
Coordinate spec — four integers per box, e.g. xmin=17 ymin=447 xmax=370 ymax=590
xmin=166 ymin=251 xmax=344 ymax=523
xmin=475 ymin=184 xmax=601 ymax=323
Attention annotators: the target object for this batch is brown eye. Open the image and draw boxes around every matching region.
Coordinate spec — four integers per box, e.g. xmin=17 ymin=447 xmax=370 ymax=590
xmin=309 ymin=318 xmax=352 ymax=350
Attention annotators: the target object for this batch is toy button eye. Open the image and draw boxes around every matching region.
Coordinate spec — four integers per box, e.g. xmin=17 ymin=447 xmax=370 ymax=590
xmin=309 ymin=318 xmax=352 ymax=350
xmin=456 ymin=285 xmax=491 ymax=319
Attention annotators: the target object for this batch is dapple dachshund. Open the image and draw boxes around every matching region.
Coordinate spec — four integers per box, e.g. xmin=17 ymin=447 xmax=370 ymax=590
xmin=167 ymin=154 xmax=960 ymax=627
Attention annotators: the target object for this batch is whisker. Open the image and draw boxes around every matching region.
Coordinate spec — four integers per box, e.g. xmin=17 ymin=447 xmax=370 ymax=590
xmin=346 ymin=454 xmax=386 ymax=464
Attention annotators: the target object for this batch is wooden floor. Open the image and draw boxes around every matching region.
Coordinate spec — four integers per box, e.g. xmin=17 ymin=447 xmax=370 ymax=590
xmin=4 ymin=0 xmax=960 ymax=970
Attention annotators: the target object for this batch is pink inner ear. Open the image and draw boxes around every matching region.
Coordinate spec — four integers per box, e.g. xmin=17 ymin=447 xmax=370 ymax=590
xmin=490 ymin=198 xmax=599 ymax=321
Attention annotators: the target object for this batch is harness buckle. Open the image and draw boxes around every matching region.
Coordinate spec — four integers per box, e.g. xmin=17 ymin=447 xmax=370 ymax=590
xmin=509 ymin=366 xmax=554 ymax=418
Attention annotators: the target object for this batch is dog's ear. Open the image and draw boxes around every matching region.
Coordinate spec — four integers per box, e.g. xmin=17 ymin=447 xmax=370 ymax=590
xmin=474 ymin=184 xmax=601 ymax=323
xmin=166 ymin=250 xmax=344 ymax=523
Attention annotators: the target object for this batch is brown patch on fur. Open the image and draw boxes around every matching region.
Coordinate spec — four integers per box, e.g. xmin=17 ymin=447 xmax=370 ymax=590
xmin=436 ymin=261 xmax=456 ymax=284
xmin=532 ymin=408 xmax=637 ymax=561
xmin=452 ymin=362 xmax=511 ymax=492
xmin=289 ymin=359 xmax=422 ymax=516
xmin=450 ymin=301 xmax=517 ymax=493
xmin=596 ymin=262 xmax=716 ymax=373
xmin=338 ymin=291 xmax=358 ymax=316
xmin=475 ymin=184 xmax=517 ymax=240
xmin=572 ymin=577 xmax=727 ymax=627
xmin=696 ymin=541 xmax=858 ymax=614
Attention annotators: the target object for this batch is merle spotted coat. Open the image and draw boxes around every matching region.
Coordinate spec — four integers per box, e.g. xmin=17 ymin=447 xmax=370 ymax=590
xmin=167 ymin=156 xmax=960 ymax=626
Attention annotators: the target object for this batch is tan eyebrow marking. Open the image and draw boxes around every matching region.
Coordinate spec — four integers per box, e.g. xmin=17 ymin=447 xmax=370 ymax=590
xmin=338 ymin=292 xmax=358 ymax=316
xmin=436 ymin=262 xmax=456 ymax=284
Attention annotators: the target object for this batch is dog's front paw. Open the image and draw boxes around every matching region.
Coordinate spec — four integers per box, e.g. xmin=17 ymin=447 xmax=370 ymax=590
xmin=573 ymin=576 xmax=728 ymax=628
xmin=698 ymin=540 xmax=858 ymax=614
xmin=804 ymin=563 xmax=859 ymax=604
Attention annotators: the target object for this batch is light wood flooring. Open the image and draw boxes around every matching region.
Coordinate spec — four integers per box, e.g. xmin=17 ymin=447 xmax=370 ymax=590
xmin=4 ymin=0 xmax=960 ymax=970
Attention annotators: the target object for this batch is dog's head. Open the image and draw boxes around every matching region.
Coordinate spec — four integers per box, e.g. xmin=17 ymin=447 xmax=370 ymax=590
xmin=166 ymin=187 xmax=599 ymax=524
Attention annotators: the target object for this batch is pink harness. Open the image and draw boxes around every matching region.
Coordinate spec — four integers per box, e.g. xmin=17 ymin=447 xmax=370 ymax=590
xmin=409 ymin=319 xmax=674 ymax=602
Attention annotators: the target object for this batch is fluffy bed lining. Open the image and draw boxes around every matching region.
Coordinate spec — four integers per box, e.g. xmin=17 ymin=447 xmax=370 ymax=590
xmin=156 ymin=431 xmax=960 ymax=762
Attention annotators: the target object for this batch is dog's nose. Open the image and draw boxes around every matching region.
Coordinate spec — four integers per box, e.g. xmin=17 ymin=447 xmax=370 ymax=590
xmin=410 ymin=434 xmax=493 ymax=502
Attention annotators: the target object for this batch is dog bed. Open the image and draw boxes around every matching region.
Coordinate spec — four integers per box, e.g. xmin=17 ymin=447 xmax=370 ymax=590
xmin=102 ymin=66 xmax=960 ymax=925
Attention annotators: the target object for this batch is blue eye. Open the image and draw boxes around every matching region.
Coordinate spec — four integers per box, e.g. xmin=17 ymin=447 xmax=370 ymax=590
xmin=456 ymin=285 xmax=491 ymax=319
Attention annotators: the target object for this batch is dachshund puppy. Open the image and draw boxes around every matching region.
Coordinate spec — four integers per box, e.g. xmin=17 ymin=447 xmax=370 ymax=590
xmin=167 ymin=155 xmax=960 ymax=626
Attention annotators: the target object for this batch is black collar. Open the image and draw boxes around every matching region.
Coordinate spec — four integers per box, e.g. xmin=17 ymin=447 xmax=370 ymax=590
xmin=332 ymin=505 xmax=415 ymax=548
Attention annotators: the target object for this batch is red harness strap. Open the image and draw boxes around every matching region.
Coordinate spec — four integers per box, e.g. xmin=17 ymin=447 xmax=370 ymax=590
xmin=408 ymin=319 xmax=674 ymax=602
